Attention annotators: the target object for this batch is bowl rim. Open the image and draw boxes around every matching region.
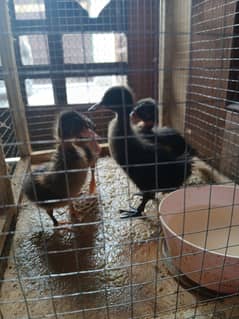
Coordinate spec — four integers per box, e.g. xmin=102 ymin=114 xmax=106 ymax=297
xmin=159 ymin=184 xmax=239 ymax=259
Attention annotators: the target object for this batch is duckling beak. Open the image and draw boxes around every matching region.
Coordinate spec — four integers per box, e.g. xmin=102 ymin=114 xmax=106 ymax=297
xmin=130 ymin=110 xmax=141 ymax=125
xmin=88 ymin=102 xmax=103 ymax=111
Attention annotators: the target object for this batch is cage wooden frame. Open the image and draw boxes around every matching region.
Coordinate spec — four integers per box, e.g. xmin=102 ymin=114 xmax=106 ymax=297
xmin=1 ymin=1 xmax=239 ymax=319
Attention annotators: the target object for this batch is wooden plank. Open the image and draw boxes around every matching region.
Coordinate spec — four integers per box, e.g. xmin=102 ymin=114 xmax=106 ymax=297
xmin=0 ymin=156 xmax=30 ymax=278
xmin=0 ymin=0 xmax=31 ymax=157
xmin=0 ymin=139 xmax=15 ymax=256
xmin=127 ymin=0 xmax=159 ymax=100
xmin=15 ymin=62 xmax=128 ymax=79
xmin=159 ymin=0 xmax=191 ymax=133
xmin=45 ymin=0 xmax=67 ymax=105
xmin=29 ymin=143 xmax=109 ymax=162
xmin=0 ymin=144 xmax=14 ymax=211
xmin=11 ymin=157 xmax=31 ymax=203
xmin=31 ymin=143 xmax=110 ymax=164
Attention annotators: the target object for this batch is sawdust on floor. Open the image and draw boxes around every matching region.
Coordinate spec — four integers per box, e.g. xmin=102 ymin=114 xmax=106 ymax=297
xmin=0 ymin=157 xmax=238 ymax=319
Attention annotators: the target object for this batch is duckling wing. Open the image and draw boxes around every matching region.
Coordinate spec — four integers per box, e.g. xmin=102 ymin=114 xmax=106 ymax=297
xmin=23 ymin=164 xmax=67 ymax=204
xmin=150 ymin=127 xmax=196 ymax=156
xmin=123 ymin=134 xmax=192 ymax=193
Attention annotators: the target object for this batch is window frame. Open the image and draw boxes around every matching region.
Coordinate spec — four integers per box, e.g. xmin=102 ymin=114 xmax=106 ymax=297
xmin=8 ymin=0 xmax=128 ymax=107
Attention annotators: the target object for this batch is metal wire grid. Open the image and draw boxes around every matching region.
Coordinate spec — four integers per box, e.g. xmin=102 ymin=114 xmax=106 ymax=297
xmin=0 ymin=61 xmax=18 ymax=162
xmin=186 ymin=0 xmax=239 ymax=181
xmin=0 ymin=108 xmax=19 ymax=161
xmin=0 ymin=0 xmax=239 ymax=318
xmin=185 ymin=1 xmax=239 ymax=316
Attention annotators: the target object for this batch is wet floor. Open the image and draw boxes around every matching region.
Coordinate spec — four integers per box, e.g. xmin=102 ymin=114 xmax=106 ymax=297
xmin=1 ymin=157 xmax=239 ymax=319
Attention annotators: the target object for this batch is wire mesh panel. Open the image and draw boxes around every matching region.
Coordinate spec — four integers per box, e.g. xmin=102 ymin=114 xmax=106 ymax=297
xmin=185 ymin=0 xmax=239 ymax=182
xmin=0 ymin=54 xmax=20 ymax=162
xmin=0 ymin=93 xmax=20 ymax=171
xmin=1 ymin=1 xmax=239 ymax=319
xmin=0 ymin=109 xmax=19 ymax=161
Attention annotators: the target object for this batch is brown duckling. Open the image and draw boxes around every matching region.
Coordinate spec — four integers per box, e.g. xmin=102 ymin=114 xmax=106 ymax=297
xmin=23 ymin=111 xmax=101 ymax=227
xmin=89 ymin=86 xmax=192 ymax=218
xmin=57 ymin=110 xmax=101 ymax=194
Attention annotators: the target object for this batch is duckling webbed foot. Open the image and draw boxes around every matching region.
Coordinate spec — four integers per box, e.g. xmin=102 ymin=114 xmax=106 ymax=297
xmin=119 ymin=193 xmax=152 ymax=219
xmin=120 ymin=208 xmax=143 ymax=219
xmin=46 ymin=208 xmax=59 ymax=227
xmin=46 ymin=208 xmax=73 ymax=232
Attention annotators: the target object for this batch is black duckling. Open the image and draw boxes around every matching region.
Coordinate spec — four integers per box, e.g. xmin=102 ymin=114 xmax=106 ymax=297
xmin=23 ymin=111 xmax=101 ymax=227
xmin=89 ymin=86 xmax=192 ymax=218
xmin=131 ymin=98 xmax=196 ymax=157
xmin=130 ymin=97 xmax=159 ymax=130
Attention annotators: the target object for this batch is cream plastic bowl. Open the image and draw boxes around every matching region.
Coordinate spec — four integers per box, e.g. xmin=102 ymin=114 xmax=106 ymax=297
xmin=159 ymin=185 xmax=239 ymax=294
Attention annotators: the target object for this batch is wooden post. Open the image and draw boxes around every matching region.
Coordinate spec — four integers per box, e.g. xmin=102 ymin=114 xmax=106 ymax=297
xmin=127 ymin=0 xmax=159 ymax=100
xmin=0 ymin=137 xmax=30 ymax=257
xmin=0 ymin=143 xmax=14 ymax=209
xmin=0 ymin=138 xmax=15 ymax=254
xmin=45 ymin=0 xmax=67 ymax=105
xmin=159 ymin=0 xmax=191 ymax=133
xmin=0 ymin=0 xmax=31 ymax=157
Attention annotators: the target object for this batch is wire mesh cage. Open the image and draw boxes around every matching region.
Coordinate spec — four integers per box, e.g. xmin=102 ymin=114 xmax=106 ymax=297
xmin=0 ymin=0 xmax=239 ymax=319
